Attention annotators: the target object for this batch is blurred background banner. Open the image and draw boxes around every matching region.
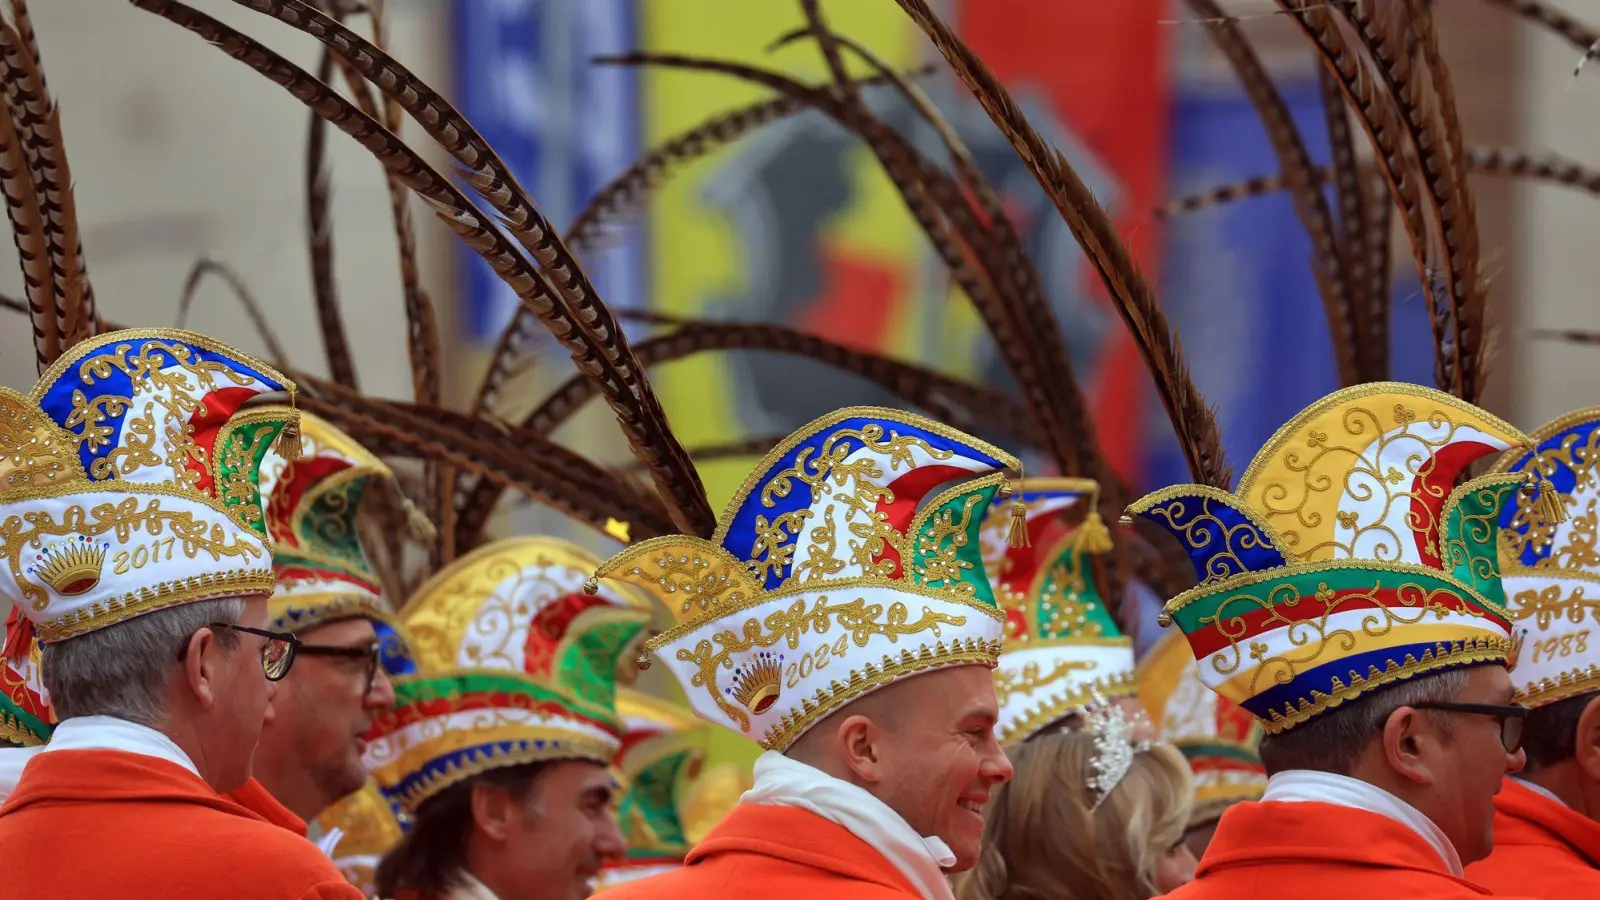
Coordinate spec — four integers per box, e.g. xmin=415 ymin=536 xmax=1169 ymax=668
xmin=458 ymin=0 xmax=1171 ymax=502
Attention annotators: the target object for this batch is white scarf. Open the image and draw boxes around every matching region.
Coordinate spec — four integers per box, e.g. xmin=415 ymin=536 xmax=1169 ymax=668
xmin=1261 ymin=769 xmax=1463 ymax=876
xmin=445 ymin=870 xmax=500 ymax=900
xmin=740 ymin=751 xmax=956 ymax=900
xmin=43 ymin=715 xmax=200 ymax=777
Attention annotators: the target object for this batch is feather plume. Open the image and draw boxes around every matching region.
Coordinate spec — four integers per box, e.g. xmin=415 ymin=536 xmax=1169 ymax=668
xmin=0 ymin=64 xmax=52 ymax=371
xmin=771 ymin=23 xmax=1109 ymax=485
xmin=451 ymin=317 xmax=1046 ymax=548
xmin=132 ymin=0 xmax=717 ymax=538
xmin=175 ymin=257 xmax=289 ymax=367
xmin=1274 ymin=2 xmax=1448 ymax=393
xmin=1332 ymin=1 xmax=1481 ymax=399
xmin=1186 ymin=0 xmax=1360 ymax=386
xmin=472 ymin=69 xmax=925 ymax=419
xmin=1318 ymin=64 xmax=1384 ymax=381
xmin=0 ymin=21 xmax=92 ymax=353
xmin=1474 ymin=0 xmax=1599 ymax=52
xmin=593 ymin=51 xmax=1090 ymax=481
xmin=891 ymin=0 xmax=1230 ymax=488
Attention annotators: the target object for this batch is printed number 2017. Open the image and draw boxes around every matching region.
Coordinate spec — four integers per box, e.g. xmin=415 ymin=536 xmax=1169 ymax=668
xmin=112 ymin=537 xmax=179 ymax=575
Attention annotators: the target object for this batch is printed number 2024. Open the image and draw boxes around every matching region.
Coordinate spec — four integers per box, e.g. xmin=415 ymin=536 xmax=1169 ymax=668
xmin=785 ymin=633 xmax=851 ymax=688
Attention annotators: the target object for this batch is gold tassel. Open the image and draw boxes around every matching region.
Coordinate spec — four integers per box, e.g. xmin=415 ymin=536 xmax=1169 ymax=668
xmin=1075 ymin=509 xmax=1114 ymax=555
xmin=273 ymin=390 xmax=303 ymax=461
xmin=1538 ymin=476 xmax=1568 ymax=526
xmin=636 ymin=650 xmax=653 ymax=671
xmin=1007 ymin=497 xmax=1030 ymax=548
xmin=400 ymin=494 xmax=438 ymax=543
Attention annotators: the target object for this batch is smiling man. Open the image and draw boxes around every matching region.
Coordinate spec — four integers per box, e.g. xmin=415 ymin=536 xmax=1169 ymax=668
xmin=591 ymin=408 xmax=1021 ymax=900
xmin=224 ymin=411 xmax=409 ymax=833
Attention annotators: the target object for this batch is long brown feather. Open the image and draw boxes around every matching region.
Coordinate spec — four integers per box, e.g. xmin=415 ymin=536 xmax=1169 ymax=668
xmin=1317 ymin=64 xmax=1382 ymax=380
xmin=0 ymin=63 xmax=52 ymax=371
xmin=1186 ymin=0 xmax=1361 ymax=386
xmin=1274 ymin=2 xmax=1449 ymax=393
xmin=304 ymin=46 xmax=359 ymax=388
xmin=891 ymin=0 xmax=1230 ymax=488
xmin=132 ymin=0 xmax=717 ymax=538
xmin=0 ymin=22 xmax=92 ymax=352
xmin=215 ymin=0 xmax=713 ymax=538
xmin=175 ymin=257 xmax=289 ymax=367
xmin=1473 ymin=0 xmax=1599 ymax=49
xmin=1333 ymin=1 xmax=1480 ymax=399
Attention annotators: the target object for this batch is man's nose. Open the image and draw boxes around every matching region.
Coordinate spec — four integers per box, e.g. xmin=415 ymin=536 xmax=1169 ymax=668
xmin=365 ymin=666 xmax=396 ymax=708
xmin=982 ymin=737 xmax=1014 ymax=784
xmin=1505 ymin=745 xmax=1527 ymax=776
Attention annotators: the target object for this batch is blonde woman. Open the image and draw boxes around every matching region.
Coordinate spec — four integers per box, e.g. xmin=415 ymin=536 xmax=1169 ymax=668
xmin=956 ymin=709 xmax=1198 ymax=900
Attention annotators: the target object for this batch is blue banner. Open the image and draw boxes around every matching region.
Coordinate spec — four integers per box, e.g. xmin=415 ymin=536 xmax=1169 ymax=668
xmin=454 ymin=0 xmax=643 ymax=346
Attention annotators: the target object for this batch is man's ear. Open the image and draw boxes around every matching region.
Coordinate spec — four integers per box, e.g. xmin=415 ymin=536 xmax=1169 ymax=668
xmin=470 ymin=782 xmax=515 ymax=843
xmin=181 ymin=628 xmax=219 ymax=712
xmin=836 ymin=714 xmax=885 ymax=785
xmin=1381 ymin=705 xmax=1437 ymax=787
xmin=1573 ymin=695 xmax=1600 ymax=782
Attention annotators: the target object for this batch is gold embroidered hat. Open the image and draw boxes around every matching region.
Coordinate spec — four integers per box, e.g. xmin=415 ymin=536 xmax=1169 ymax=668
xmin=979 ymin=479 xmax=1134 ymax=745
xmin=257 ymin=409 xmax=405 ymax=637
xmin=1127 ymin=383 xmax=1530 ymax=733
xmin=1137 ymin=629 xmax=1264 ymax=826
xmin=361 ymin=537 xmax=653 ymax=814
xmin=0 ymin=636 xmax=50 ymax=748
xmin=592 ymin=407 xmax=1019 ymax=752
xmin=0 ymin=329 xmax=298 ymax=646
xmin=1491 ymin=408 xmax=1600 ymax=706
xmin=596 ymin=689 xmax=708 ymax=890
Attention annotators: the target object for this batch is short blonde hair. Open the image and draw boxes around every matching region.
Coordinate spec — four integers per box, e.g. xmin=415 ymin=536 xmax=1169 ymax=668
xmin=955 ymin=727 xmax=1194 ymax=900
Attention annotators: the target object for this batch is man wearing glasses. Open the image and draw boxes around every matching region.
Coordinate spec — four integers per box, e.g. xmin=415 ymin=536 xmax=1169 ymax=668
xmin=226 ymin=411 xmax=408 ymax=835
xmin=1127 ymin=384 xmax=1540 ymax=900
xmin=1466 ymin=411 xmax=1600 ymax=895
xmin=0 ymin=330 xmax=361 ymax=899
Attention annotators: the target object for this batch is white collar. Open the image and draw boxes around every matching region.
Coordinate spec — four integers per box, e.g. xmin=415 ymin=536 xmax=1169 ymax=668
xmin=1513 ymin=776 xmax=1569 ymax=809
xmin=1262 ymin=769 xmax=1463 ymax=876
xmin=446 ymin=870 xmax=500 ymax=900
xmin=41 ymin=715 xmax=200 ymax=779
xmin=739 ymin=750 xmax=955 ymax=900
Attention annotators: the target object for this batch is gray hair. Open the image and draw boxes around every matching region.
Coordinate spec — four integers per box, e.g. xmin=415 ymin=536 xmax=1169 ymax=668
xmin=42 ymin=597 xmax=246 ymax=728
xmin=1257 ymin=667 xmax=1471 ymax=776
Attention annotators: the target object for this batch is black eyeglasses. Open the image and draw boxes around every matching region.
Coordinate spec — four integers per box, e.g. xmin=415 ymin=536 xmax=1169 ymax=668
xmin=298 ymin=641 xmax=382 ymax=694
xmin=1409 ymin=701 xmax=1529 ymax=753
xmin=177 ymin=623 xmax=300 ymax=681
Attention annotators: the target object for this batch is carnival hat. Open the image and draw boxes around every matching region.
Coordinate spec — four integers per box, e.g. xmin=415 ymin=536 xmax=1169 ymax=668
xmin=362 ymin=537 xmax=652 ymax=813
xmin=0 ymin=635 xmax=50 ymax=748
xmin=0 ymin=329 xmax=298 ymax=646
xmin=592 ymin=407 xmax=1019 ymax=752
xmin=1127 ymin=383 xmax=1531 ymax=732
xmin=1136 ymin=629 xmax=1264 ymax=826
xmin=596 ymin=689 xmax=708 ymax=890
xmin=979 ymin=478 xmax=1133 ymax=744
xmin=257 ymin=408 xmax=409 ymax=638
xmin=1491 ymin=408 xmax=1600 ymax=706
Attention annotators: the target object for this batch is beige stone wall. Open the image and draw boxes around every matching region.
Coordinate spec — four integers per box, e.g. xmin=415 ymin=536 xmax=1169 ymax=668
xmin=0 ymin=0 xmax=455 ymax=399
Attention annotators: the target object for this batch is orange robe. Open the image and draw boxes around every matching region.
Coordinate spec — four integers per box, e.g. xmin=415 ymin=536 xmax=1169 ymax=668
xmin=0 ymin=749 xmax=363 ymax=899
xmin=1169 ymin=800 xmax=1537 ymax=900
xmin=226 ymin=777 xmax=309 ymax=837
xmin=602 ymin=804 xmax=925 ymax=900
xmin=1466 ymin=779 xmax=1600 ymax=895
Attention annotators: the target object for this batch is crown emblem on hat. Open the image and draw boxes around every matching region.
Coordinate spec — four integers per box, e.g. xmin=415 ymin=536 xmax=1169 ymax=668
xmin=1507 ymin=627 xmax=1526 ymax=672
xmin=27 ymin=536 xmax=108 ymax=597
xmin=726 ymin=651 xmax=784 ymax=714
